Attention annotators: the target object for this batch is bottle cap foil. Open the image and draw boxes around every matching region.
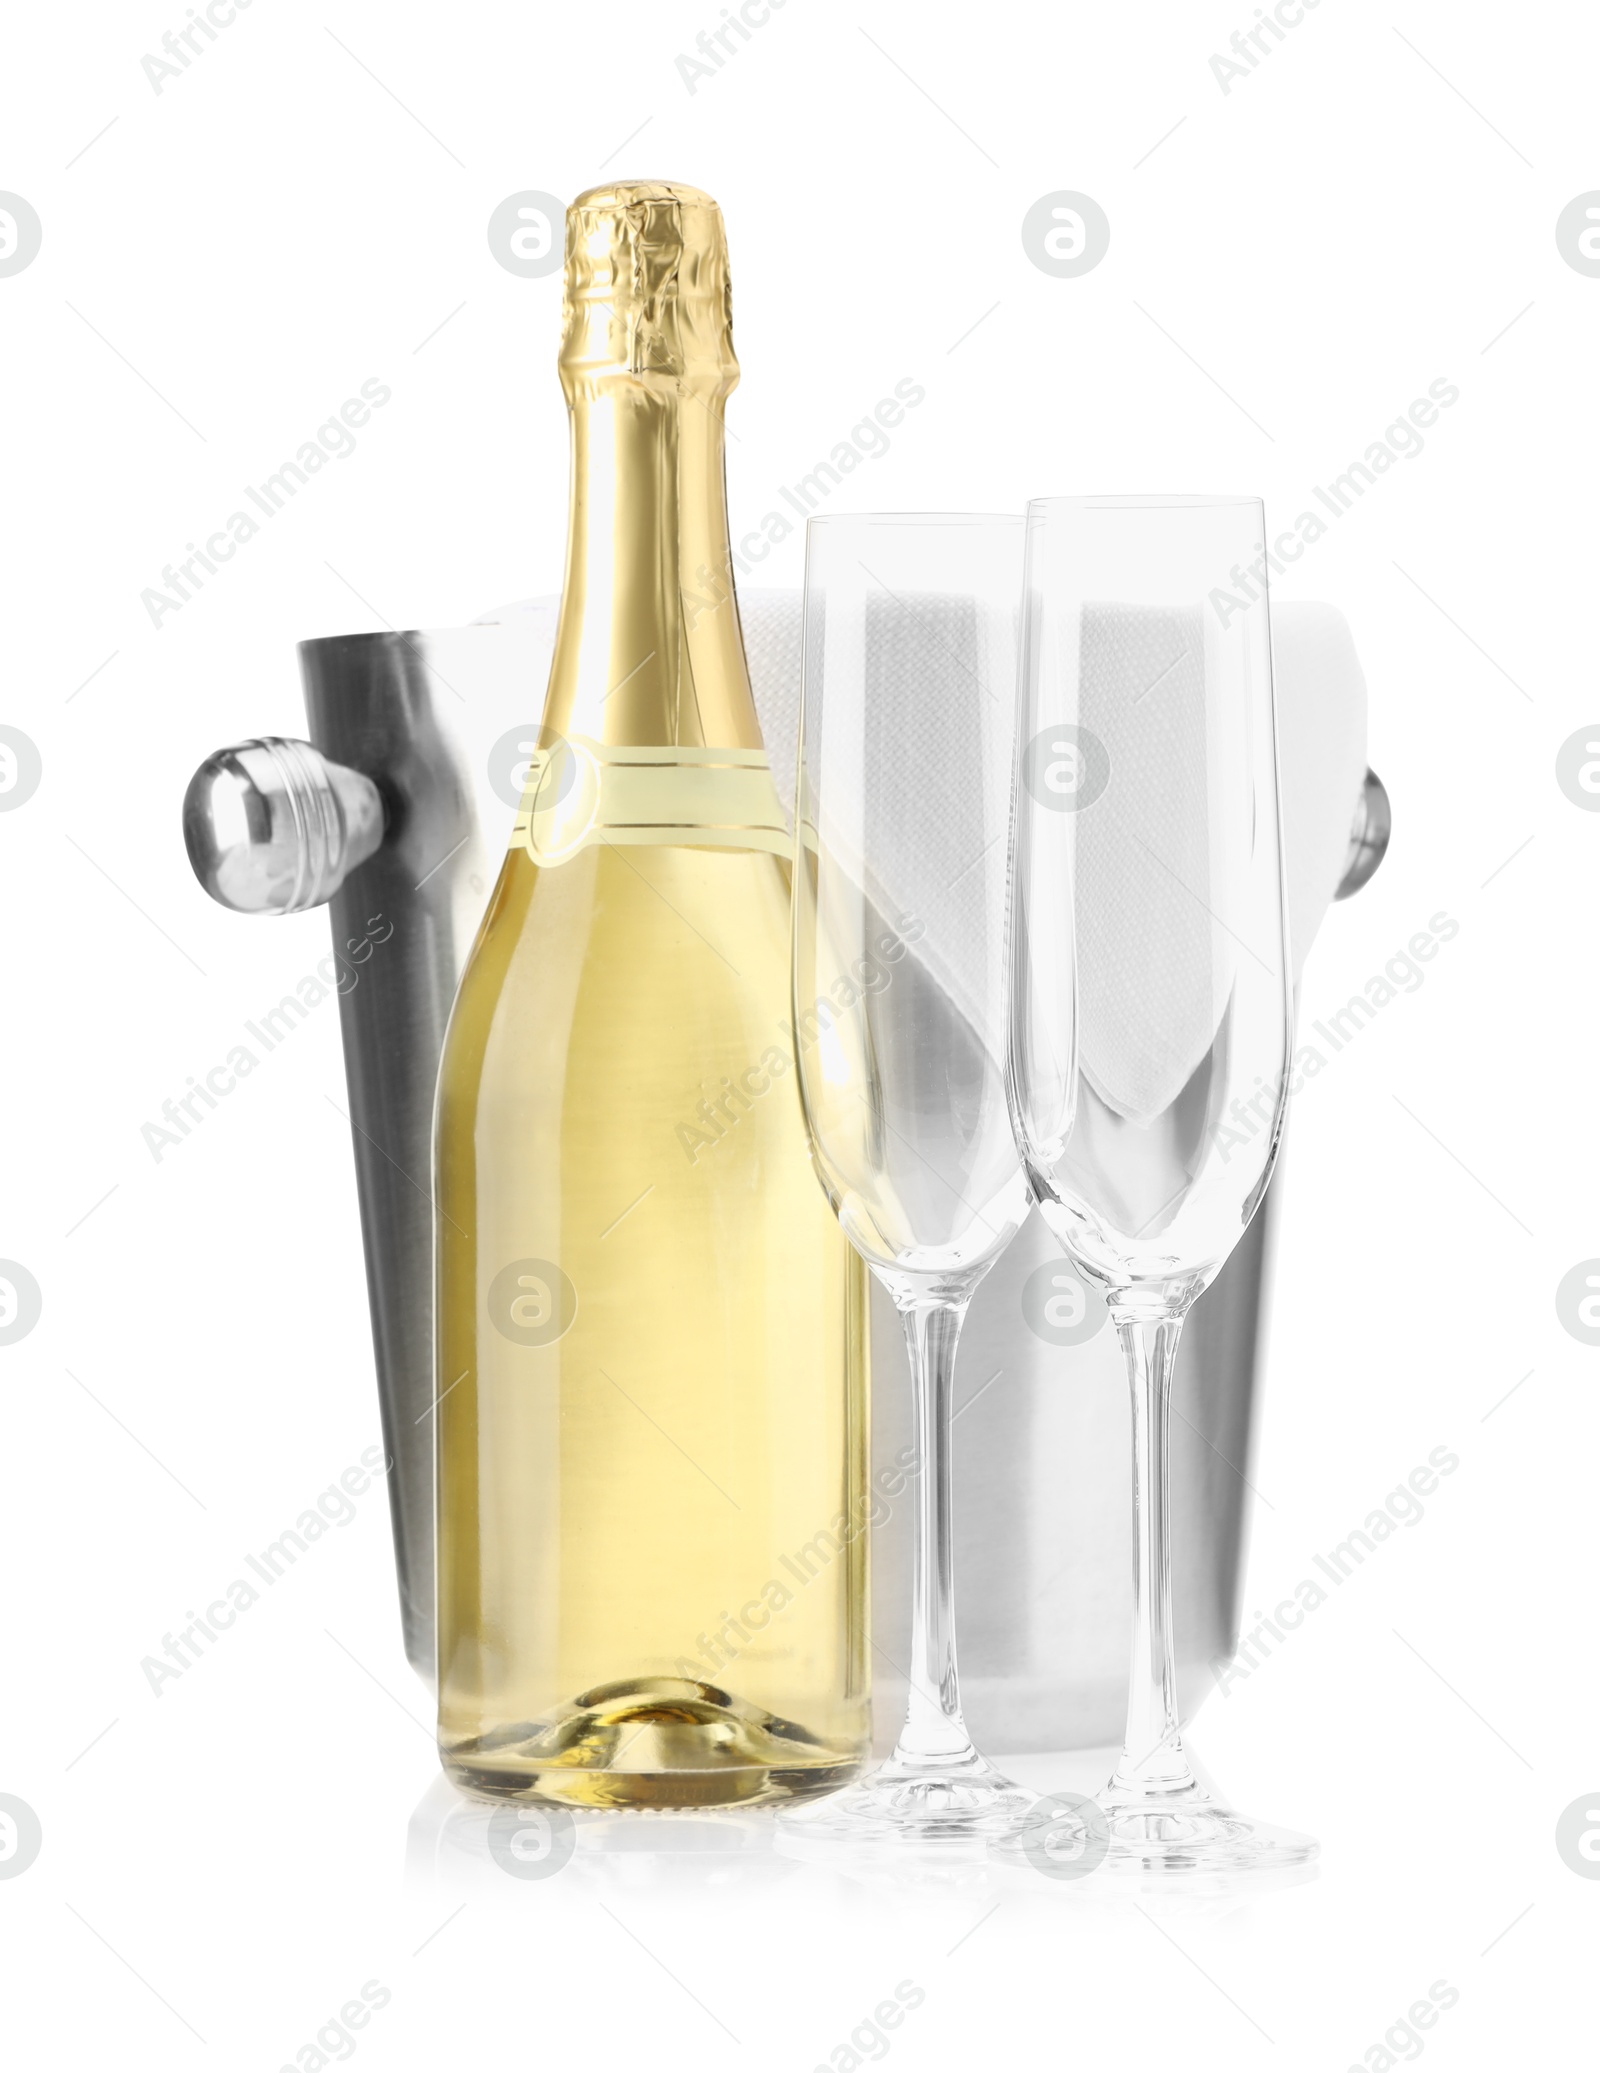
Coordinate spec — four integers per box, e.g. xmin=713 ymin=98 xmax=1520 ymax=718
xmin=560 ymin=180 xmax=737 ymax=391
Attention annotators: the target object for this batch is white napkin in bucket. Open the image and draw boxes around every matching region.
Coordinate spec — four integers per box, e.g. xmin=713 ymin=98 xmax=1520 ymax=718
xmin=476 ymin=592 xmax=1369 ymax=1032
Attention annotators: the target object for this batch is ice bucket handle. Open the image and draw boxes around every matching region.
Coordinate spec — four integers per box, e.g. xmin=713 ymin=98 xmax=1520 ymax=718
xmin=182 ymin=736 xmax=385 ymax=916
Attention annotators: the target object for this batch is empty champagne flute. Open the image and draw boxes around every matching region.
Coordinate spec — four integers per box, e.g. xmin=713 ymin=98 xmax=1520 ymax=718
xmin=1006 ymin=494 xmax=1317 ymax=1872
xmin=780 ymin=513 xmax=1035 ymax=1842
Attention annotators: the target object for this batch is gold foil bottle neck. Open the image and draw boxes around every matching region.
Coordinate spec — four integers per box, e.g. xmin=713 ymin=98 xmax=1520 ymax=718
xmin=561 ymin=180 xmax=737 ymax=394
xmin=540 ymin=177 xmax=763 ymax=758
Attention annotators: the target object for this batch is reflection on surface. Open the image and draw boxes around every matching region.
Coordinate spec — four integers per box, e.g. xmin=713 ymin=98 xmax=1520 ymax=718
xmin=407 ymin=1772 xmax=803 ymax=1899
xmin=407 ymin=1756 xmax=1318 ymax=1916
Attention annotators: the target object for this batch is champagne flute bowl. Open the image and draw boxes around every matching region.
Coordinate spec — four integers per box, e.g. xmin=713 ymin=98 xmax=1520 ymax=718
xmin=1005 ymin=493 xmax=1317 ymax=1874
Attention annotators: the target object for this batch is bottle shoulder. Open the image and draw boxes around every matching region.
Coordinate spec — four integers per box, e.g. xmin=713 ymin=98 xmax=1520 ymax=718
xmin=476 ymin=841 xmax=793 ymax=968
xmin=440 ymin=841 xmax=799 ymax=1094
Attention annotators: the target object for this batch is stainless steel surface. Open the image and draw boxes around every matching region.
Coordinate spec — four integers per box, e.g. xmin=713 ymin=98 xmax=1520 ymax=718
xmin=298 ymin=629 xmax=506 ymax=1678
xmin=182 ymin=737 xmax=385 ymax=914
xmin=1336 ymin=766 xmax=1391 ymax=901
xmin=185 ymin=627 xmax=518 ymax=1678
xmin=182 ymin=606 xmax=1382 ymax=1743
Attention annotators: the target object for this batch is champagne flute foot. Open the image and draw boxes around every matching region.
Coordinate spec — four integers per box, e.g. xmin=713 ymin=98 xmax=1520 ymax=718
xmin=776 ymin=1750 xmax=1034 ymax=1842
xmin=1094 ymin=1780 xmax=1318 ymax=1873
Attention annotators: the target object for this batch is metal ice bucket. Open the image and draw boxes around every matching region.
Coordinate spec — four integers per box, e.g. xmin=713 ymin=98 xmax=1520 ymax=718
xmin=183 ymin=604 xmax=1389 ymax=1750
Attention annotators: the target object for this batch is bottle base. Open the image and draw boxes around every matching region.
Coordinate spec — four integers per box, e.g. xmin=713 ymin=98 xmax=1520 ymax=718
xmin=439 ymin=1675 xmax=865 ymax=1811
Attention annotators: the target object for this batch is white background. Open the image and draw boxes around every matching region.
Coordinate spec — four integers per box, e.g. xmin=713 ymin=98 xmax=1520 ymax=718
xmin=3 ymin=0 xmax=1595 ymax=2065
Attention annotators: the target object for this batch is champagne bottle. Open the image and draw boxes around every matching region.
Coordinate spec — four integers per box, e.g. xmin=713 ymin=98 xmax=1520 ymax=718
xmin=435 ymin=182 xmax=870 ymax=1807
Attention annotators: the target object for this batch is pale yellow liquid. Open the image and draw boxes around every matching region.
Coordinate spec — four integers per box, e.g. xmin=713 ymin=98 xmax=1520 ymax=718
xmin=436 ymin=837 xmax=870 ymax=1806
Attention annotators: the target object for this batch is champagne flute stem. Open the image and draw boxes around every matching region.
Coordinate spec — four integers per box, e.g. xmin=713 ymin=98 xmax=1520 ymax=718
xmin=893 ymin=1297 xmax=976 ymax=1766
xmin=1112 ymin=1313 xmax=1199 ymax=1798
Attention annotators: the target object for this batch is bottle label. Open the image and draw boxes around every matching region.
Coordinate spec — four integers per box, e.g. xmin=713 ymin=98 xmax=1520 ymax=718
xmin=511 ymin=736 xmax=790 ymax=864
